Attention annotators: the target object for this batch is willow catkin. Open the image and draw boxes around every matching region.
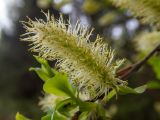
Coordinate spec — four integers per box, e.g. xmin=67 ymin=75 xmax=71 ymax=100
xmin=110 ymin=0 xmax=160 ymax=28
xmin=135 ymin=31 xmax=160 ymax=54
xmin=21 ymin=12 xmax=127 ymax=100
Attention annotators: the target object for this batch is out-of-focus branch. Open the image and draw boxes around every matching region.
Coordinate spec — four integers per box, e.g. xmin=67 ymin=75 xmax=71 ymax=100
xmin=117 ymin=43 xmax=160 ymax=79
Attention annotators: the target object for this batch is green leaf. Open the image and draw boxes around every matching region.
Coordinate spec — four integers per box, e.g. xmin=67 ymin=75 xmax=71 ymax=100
xmin=29 ymin=67 xmax=50 ymax=81
xmin=119 ymin=85 xmax=147 ymax=95
xmin=102 ymin=90 xmax=116 ymax=102
xmin=55 ymin=98 xmax=73 ymax=111
xmin=78 ymin=102 xmax=109 ymax=120
xmin=34 ymin=56 xmax=54 ymax=76
xmin=147 ymin=81 xmax=160 ymax=89
xmin=134 ymin=85 xmax=147 ymax=93
xmin=41 ymin=114 xmax=52 ymax=120
xmin=79 ymin=101 xmax=97 ymax=111
xmin=34 ymin=55 xmax=48 ymax=65
xmin=102 ymin=85 xmax=147 ymax=102
xmin=41 ymin=112 xmax=67 ymax=120
xmin=78 ymin=112 xmax=88 ymax=120
xmin=55 ymin=98 xmax=78 ymax=117
xmin=53 ymin=111 xmax=67 ymax=120
xmin=106 ymin=90 xmax=116 ymax=101
xmin=30 ymin=56 xmax=55 ymax=81
xmin=149 ymin=56 xmax=160 ymax=79
xmin=15 ymin=112 xmax=31 ymax=120
xmin=43 ymin=72 xmax=75 ymax=98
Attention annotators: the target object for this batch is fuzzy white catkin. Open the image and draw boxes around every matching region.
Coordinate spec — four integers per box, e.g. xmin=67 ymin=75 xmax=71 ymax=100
xmin=21 ymin=12 xmax=127 ymax=100
xmin=39 ymin=94 xmax=63 ymax=112
xmin=135 ymin=31 xmax=160 ymax=54
xmin=110 ymin=0 xmax=160 ymax=28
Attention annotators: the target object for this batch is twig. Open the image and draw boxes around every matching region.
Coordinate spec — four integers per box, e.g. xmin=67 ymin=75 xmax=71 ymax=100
xmin=117 ymin=44 xmax=160 ymax=79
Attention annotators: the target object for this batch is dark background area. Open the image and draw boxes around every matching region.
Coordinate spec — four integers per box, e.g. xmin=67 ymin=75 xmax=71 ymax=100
xmin=0 ymin=0 xmax=160 ymax=120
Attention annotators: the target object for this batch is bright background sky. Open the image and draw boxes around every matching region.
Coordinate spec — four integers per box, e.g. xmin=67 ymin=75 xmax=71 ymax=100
xmin=0 ymin=0 xmax=24 ymax=35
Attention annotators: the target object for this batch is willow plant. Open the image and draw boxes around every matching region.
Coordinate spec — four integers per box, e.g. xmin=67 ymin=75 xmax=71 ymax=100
xmin=15 ymin=3 xmax=160 ymax=118
xmin=21 ymin=12 xmax=127 ymax=100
